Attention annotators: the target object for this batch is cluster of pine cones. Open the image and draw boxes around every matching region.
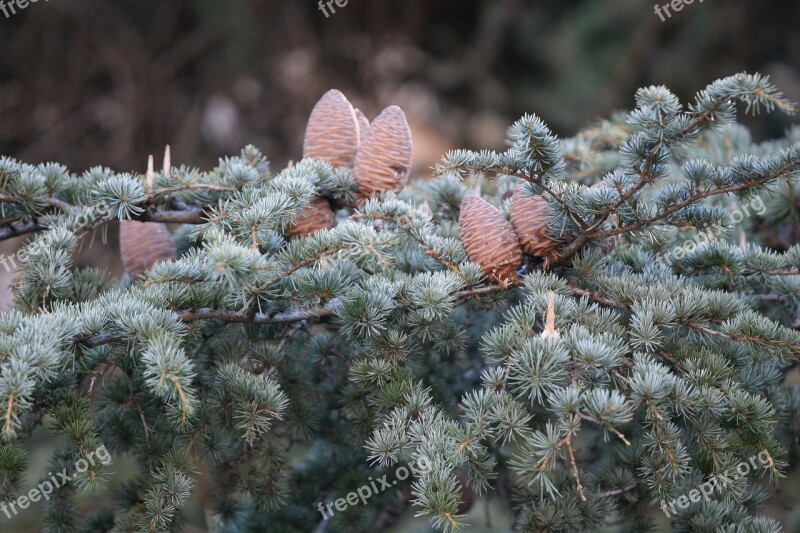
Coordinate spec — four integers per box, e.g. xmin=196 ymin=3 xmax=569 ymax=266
xmin=298 ymin=90 xmax=563 ymax=289
xmin=459 ymin=184 xmax=558 ymax=286
xmin=289 ymin=89 xmax=412 ymax=237
xmin=119 ymin=90 xmax=571 ymax=286
xmin=299 ymin=90 xmax=559 ymax=287
xmin=459 ymin=179 xmax=620 ymax=285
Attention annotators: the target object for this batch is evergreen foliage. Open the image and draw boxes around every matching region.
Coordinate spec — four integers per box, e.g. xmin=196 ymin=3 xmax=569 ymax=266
xmin=0 ymin=72 xmax=799 ymax=531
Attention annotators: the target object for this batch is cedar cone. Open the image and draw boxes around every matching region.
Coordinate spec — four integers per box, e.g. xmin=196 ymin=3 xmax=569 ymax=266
xmin=303 ymin=90 xmax=361 ymax=168
xmin=355 ymin=108 xmax=370 ymax=140
xmin=286 ymin=196 xmax=335 ymax=238
xmin=455 ymin=471 xmax=476 ymax=515
xmin=510 ymin=182 xmax=558 ymax=260
xmin=119 ymin=220 xmax=177 ymax=276
xmin=354 ymin=105 xmax=412 ymax=196
xmin=459 ymin=195 xmax=522 ymax=285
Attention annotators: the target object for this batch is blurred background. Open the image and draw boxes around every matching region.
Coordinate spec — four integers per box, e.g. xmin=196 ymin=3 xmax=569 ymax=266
xmin=1 ymin=0 xmax=800 ymax=530
xmin=4 ymin=1 xmax=800 ymax=185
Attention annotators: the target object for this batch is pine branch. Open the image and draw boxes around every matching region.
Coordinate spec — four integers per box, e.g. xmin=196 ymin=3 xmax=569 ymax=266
xmin=0 ymin=220 xmax=49 ymax=240
xmin=597 ymin=481 xmax=639 ymax=498
xmin=151 ymin=184 xmax=236 ymax=196
xmin=569 ymin=283 xmax=800 ymax=357
xmin=179 ymin=299 xmax=344 ymax=325
xmin=142 ymin=204 xmax=207 ymax=224
xmin=0 ymin=193 xmax=74 ymax=211
xmin=597 ymin=152 xmax=800 ymax=239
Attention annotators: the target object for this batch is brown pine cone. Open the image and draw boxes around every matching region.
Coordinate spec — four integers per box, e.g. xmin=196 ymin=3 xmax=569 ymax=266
xmin=286 ymin=196 xmax=336 ymax=238
xmin=119 ymin=220 xmax=177 ymax=276
xmin=510 ymin=182 xmax=558 ymax=260
xmin=303 ymin=90 xmax=361 ymax=168
xmin=355 ymin=108 xmax=370 ymax=140
xmin=354 ymin=105 xmax=412 ymax=197
xmin=455 ymin=471 xmax=476 ymax=515
xmin=459 ymin=195 xmax=522 ymax=285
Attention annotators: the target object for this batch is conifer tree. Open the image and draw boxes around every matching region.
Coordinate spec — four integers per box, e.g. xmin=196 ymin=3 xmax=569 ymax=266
xmin=0 ymin=75 xmax=798 ymax=531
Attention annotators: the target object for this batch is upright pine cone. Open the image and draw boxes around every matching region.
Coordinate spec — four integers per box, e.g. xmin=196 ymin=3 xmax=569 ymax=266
xmin=459 ymin=195 xmax=522 ymax=285
xmin=286 ymin=196 xmax=335 ymax=238
xmin=303 ymin=89 xmax=361 ymax=168
xmin=119 ymin=220 xmax=177 ymax=276
xmin=354 ymin=106 xmax=412 ymax=196
xmin=510 ymin=182 xmax=558 ymax=260
xmin=355 ymin=108 xmax=370 ymax=139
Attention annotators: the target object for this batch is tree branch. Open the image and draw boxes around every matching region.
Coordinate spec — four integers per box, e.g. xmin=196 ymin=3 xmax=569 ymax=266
xmin=0 ymin=220 xmax=49 ymax=240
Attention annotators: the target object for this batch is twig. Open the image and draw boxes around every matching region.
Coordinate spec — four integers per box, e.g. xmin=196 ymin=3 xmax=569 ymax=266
xmin=80 ymin=284 xmax=518 ymax=352
xmin=0 ymin=220 xmax=49 ymax=240
xmin=577 ymin=413 xmax=630 ymax=446
xmin=597 ymin=481 xmax=639 ymax=498
xmin=151 ymin=183 xmax=235 ymax=196
xmin=136 ymin=403 xmax=151 ymax=440
xmin=0 ymin=204 xmax=207 ymax=243
xmin=179 ymin=298 xmax=343 ymax=325
xmin=565 ymin=435 xmax=586 ymax=501
xmin=0 ymin=194 xmax=74 ymax=211
xmin=4 ymin=393 xmax=15 ymax=435
xmin=552 ymin=101 xmax=800 ymax=264
xmin=142 ymin=205 xmax=207 ymax=224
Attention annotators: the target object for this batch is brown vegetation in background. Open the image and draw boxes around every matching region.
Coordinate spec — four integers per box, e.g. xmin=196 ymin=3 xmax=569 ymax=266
xmin=2 ymin=0 xmax=800 ymax=177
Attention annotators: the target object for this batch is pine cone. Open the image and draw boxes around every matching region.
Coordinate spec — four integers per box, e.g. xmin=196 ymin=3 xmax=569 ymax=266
xmin=354 ymin=105 xmax=412 ymax=196
xmin=355 ymin=108 xmax=370 ymax=140
xmin=455 ymin=471 xmax=476 ymax=515
xmin=459 ymin=195 xmax=522 ymax=285
xmin=510 ymin=182 xmax=558 ymax=259
xmin=303 ymin=89 xmax=361 ymax=168
xmin=286 ymin=196 xmax=335 ymax=237
xmin=119 ymin=220 xmax=177 ymax=276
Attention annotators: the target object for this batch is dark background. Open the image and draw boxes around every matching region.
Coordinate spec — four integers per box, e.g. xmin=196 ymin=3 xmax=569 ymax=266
xmin=2 ymin=0 xmax=800 ymax=176
xmin=1 ymin=1 xmax=800 ymax=530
